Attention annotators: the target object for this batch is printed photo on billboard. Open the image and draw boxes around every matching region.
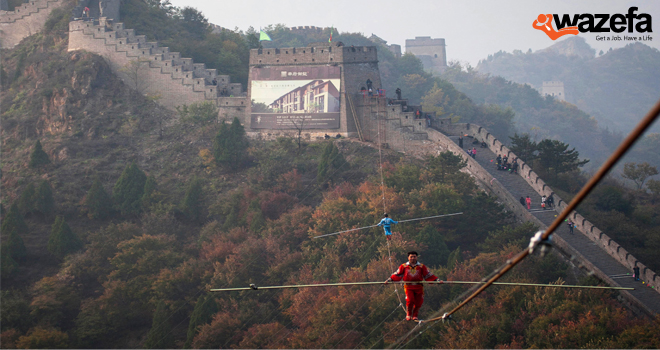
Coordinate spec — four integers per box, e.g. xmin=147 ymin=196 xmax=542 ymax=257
xmin=250 ymin=66 xmax=341 ymax=129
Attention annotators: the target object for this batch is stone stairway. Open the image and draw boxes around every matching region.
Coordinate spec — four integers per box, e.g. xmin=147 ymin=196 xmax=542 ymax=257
xmin=356 ymin=96 xmax=428 ymax=144
xmin=0 ymin=0 xmax=64 ymax=49
xmin=68 ymin=19 xmax=246 ymax=111
xmin=448 ymin=135 xmax=660 ymax=315
xmin=0 ymin=0 xmax=61 ymax=21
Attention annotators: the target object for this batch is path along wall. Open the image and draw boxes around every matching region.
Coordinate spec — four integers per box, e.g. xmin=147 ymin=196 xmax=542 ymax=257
xmin=434 ymin=118 xmax=660 ymax=295
xmin=0 ymin=0 xmax=64 ymax=49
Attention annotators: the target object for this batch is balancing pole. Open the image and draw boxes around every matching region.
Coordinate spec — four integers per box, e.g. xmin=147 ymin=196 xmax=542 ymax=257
xmin=210 ymin=280 xmax=634 ymax=292
xmin=312 ymin=212 xmax=464 ymax=239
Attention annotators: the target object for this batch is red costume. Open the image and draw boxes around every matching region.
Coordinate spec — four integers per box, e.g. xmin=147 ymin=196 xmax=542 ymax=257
xmin=390 ymin=262 xmax=438 ymax=319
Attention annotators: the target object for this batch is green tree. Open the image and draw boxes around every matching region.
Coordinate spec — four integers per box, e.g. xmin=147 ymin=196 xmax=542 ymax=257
xmin=113 ymin=162 xmax=147 ymax=216
xmin=176 ymin=101 xmax=218 ymax=126
xmin=181 ymin=177 xmax=204 ymax=221
xmin=185 ymin=295 xmax=219 ymax=348
xmin=1 ymin=203 xmax=28 ymax=261
xmin=317 ymin=142 xmax=346 ymax=184
xmin=509 ymin=133 xmax=538 ymax=163
xmin=447 ymin=246 xmax=462 ymax=270
xmin=84 ymin=177 xmax=112 ymax=219
xmin=647 ymin=178 xmax=660 ymax=202
xmin=47 ymin=216 xmax=83 ymax=259
xmin=622 ymin=162 xmax=659 ymax=190
xmin=427 ymin=151 xmax=467 ymax=182
xmin=144 ymin=300 xmax=174 ymax=349
xmin=213 ymin=118 xmax=249 ymax=169
xmin=1 ymin=244 xmax=19 ymax=278
xmin=17 ymin=183 xmax=36 ymax=214
xmin=537 ymin=139 xmax=589 ymax=174
xmin=29 ymin=140 xmax=50 ymax=168
xmin=34 ymin=180 xmax=55 ymax=216
xmin=415 ymin=225 xmax=450 ymax=267
xmin=141 ymin=175 xmax=158 ymax=209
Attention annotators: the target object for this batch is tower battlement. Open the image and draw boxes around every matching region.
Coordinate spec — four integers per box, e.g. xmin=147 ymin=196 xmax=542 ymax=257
xmin=249 ymin=45 xmax=378 ymax=66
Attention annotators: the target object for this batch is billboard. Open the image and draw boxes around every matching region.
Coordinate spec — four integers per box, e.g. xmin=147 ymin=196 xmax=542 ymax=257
xmin=250 ymin=66 xmax=341 ymax=129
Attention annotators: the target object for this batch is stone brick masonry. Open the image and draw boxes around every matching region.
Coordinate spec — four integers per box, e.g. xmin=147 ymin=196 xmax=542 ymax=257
xmin=68 ymin=18 xmax=247 ymax=120
xmin=433 ymin=118 xmax=660 ymax=315
xmin=0 ymin=0 xmax=64 ymax=49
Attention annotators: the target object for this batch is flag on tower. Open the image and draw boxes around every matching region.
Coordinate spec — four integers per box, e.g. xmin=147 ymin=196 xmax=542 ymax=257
xmin=328 ymin=26 xmax=334 ymax=43
xmin=259 ymin=30 xmax=272 ymax=42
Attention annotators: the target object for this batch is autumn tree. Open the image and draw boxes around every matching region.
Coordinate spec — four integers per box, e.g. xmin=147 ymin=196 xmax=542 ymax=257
xmin=1 ymin=203 xmax=28 ymax=261
xmin=83 ymin=177 xmax=112 ymax=219
xmin=180 ymin=177 xmax=204 ymax=221
xmin=15 ymin=327 xmax=68 ymax=349
xmin=185 ymin=295 xmax=218 ymax=348
xmin=48 ymin=216 xmax=83 ymax=259
xmin=29 ymin=140 xmax=50 ymax=168
xmin=622 ymin=162 xmax=659 ymax=190
xmin=144 ymin=300 xmax=174 ymax=349
xmin=113 ymin=162 xmax=147 ymax=216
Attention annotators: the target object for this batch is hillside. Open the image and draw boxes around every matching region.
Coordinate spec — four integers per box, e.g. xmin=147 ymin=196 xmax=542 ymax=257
xmin=2 ymin=3 xmax=660 ymax=349
xmin=476 ymin=37 xmax=660 ymax=134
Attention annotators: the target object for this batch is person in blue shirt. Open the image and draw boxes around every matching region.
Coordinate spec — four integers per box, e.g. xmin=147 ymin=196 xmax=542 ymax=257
xmin=377 ymin=213 xmax=398 ymax=240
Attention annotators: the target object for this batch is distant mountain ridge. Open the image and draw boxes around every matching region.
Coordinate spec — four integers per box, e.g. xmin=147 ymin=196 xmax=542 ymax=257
xmin=476 ymin=37 xmax=660 ymax=133
xmin=538 ymin=36 xmax=595 ymax=59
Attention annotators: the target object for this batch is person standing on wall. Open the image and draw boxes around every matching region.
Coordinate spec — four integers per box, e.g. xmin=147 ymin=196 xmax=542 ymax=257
xmin=471 ymin=148 xmax=477 ymax=159
xmin=520 ymin=197 xmax=526 ymax=207
xmin=633 ymin=265 xmax=640 ymax=281
xmin=567 ymin=220 xmax=574 ymax=234
xmin=526 ymin=196 xmax=532 ymax=210
xmin=458 ymin=136 xmax=464 ymax=149
xmin=541 ymin=195 xmax=547 ymax=210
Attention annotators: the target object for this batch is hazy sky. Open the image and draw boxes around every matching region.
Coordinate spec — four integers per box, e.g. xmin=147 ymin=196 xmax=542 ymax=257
xmin=168 ymin=0 xmax=659 ymax=66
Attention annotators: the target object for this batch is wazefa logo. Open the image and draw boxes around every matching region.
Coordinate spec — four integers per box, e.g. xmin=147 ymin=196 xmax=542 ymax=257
xmin=534 ymin=7 xmax=652 ymax=40
xmin=533 ymin=14 xmax=579 ymax=40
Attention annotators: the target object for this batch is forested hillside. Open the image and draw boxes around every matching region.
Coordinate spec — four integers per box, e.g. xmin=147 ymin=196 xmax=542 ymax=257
xmin=476 ymin=37 xmax=660 ymax=134
xmin=2 ymin=2 xmax=660 ymax=349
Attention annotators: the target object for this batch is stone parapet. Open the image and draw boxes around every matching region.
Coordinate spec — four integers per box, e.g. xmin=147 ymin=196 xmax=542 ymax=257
xmin=249 ymin=45 xmax=378 ymax=67
xmin=434 ymin=118 xmax=660 ymax=294
xmin=0 ymin=0 xmax=64 ymax=48
xmin=68 ymin=19 xmax=244 ymax=116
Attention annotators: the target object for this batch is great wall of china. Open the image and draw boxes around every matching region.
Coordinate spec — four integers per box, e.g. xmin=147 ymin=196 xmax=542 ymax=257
xmin=1 ymin=0 xmax=658 ymax=316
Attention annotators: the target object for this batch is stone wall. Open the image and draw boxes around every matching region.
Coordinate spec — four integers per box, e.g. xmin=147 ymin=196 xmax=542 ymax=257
xmin=434 ymin=117 xmax=660 ymax=294
xmin=246 ymin=44 xmax=382 ymax=136
xmin=67 ymin=19 xmax=247 ymax=119
xmin=0 ymin=0 xmax=64 ymax=49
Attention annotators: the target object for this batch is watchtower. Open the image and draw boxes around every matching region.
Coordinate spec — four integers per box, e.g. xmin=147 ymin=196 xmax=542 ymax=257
xmin=247 ymin=43 xmax=382 ymax=138
xmin=405 ymin=36 xmax=447 ymax=73
xmin=541 ymin=81 xmax=566 ymax=101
